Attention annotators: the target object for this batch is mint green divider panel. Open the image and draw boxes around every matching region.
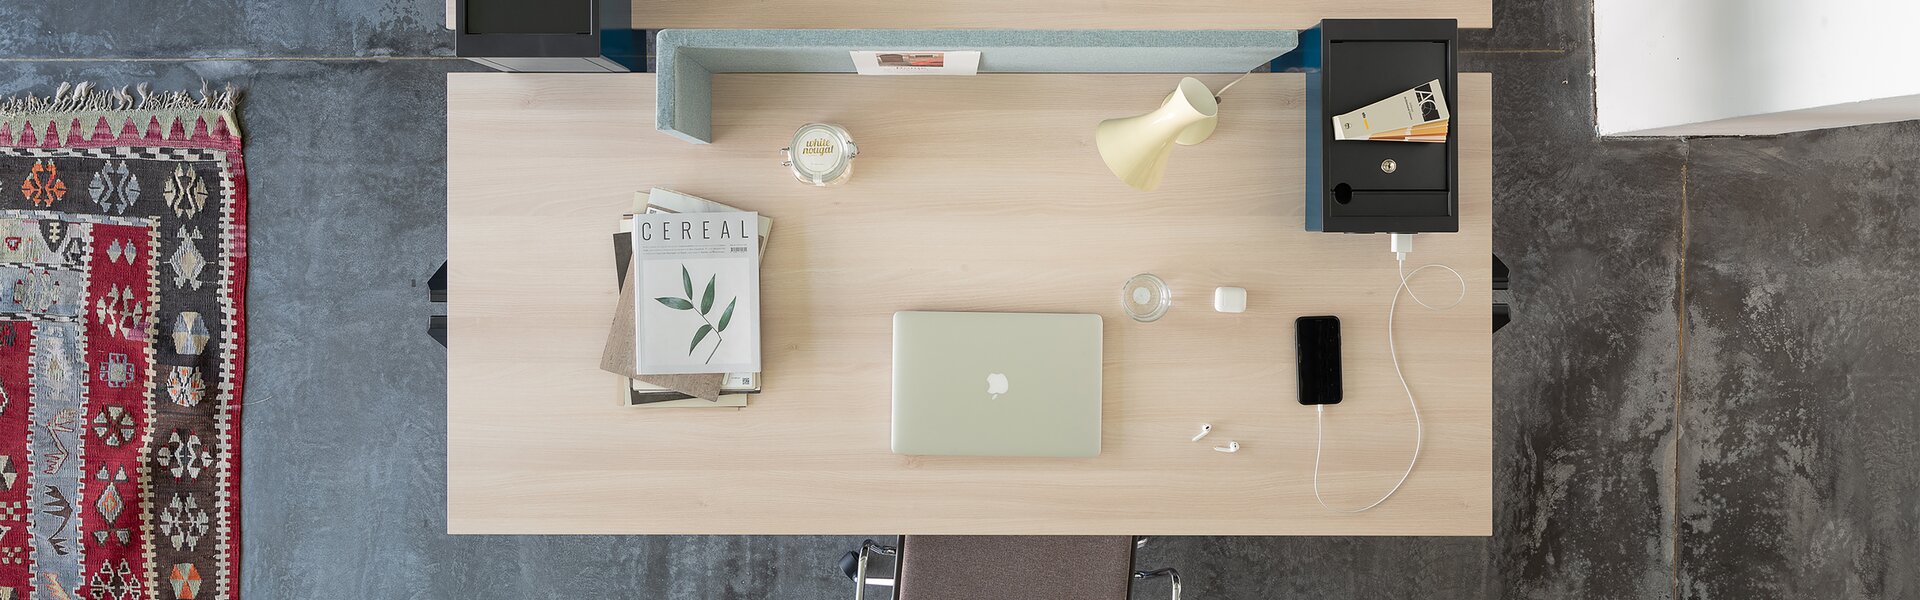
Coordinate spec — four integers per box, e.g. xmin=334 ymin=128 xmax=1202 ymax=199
xmin=657 ymin=29 xmax=1299 ymax=144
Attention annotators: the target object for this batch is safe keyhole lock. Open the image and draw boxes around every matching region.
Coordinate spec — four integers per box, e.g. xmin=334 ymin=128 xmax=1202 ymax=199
xmin=1380 ymin=159 xmax=1398 ymax=174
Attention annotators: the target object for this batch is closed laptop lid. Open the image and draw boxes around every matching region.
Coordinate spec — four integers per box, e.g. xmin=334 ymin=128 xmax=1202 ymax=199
xmin=891 ymin=311 xmax=1103 ymax=457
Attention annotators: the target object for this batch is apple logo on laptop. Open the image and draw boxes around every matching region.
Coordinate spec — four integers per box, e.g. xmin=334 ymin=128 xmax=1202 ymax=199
xmin=985 ymin=373 xmax=1010 ymax=400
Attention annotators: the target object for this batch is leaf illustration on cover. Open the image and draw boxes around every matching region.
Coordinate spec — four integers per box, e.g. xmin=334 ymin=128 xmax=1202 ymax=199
xmin=717 ymin=298 xmax=737 ymax=332
xmin=662 ymin=265 xmax=734 ymax=364
xmin=690 ymin=325 xmax=713 ymax=355
xmin=700 ymin=275 xmax=716 ymax=315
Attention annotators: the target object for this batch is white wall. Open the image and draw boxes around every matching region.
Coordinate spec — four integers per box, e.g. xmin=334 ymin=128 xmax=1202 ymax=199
xmin=1596 ymin=0 xmax=1920 ymax=136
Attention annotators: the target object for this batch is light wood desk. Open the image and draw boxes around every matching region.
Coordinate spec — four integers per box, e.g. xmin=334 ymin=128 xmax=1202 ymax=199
xmin=446 ymin=73 xmax=1492 ymax=535
xmin=629 ymin=1 xmax=1491 ymax=30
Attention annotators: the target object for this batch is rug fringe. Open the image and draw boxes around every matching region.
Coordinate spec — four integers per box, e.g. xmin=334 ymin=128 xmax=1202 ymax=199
xmin=0 ymin=81 xmax=238 ymax=117
xmin=0 ymin=81 xmax=242 ymax=142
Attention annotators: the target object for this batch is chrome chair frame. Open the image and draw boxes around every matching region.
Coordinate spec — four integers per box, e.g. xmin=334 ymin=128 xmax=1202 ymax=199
xmin=842 ymin=537 xmax=1180 ymax=600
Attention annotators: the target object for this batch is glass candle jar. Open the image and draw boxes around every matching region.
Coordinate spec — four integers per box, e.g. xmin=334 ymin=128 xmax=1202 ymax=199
xmin=782 ymin=123 xmax=858 ymax=186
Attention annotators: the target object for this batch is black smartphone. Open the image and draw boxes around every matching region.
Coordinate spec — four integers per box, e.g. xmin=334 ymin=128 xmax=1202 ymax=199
xmin=1296 ymin=316 xmax=1343 ymax=405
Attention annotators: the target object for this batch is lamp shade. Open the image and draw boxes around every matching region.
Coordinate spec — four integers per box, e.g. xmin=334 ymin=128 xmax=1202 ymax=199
xmin=1095 ymin=77 xmax=1220 ymax=191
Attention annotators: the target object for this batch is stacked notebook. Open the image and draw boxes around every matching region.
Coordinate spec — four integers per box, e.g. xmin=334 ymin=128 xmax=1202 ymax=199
xmin=602 ymin=188 xmax=770 ymax=407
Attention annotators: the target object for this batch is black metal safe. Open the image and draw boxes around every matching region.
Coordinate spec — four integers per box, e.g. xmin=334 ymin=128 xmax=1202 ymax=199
xmin=1278 ymin=19 xmax=1460 ymax=234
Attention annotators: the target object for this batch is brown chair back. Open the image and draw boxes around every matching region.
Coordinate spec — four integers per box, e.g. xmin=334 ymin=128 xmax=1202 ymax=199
xmin=895 ymin=535 xmax=1134 ymax=600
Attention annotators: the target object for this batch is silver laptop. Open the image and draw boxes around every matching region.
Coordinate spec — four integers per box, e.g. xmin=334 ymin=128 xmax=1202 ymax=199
xmin=891 ymin=311 xmax=1103 ymax=457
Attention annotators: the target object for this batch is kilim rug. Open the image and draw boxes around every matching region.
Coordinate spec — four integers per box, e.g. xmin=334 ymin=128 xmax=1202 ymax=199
xmin=0 ymin=83 xmax=246 ymax=600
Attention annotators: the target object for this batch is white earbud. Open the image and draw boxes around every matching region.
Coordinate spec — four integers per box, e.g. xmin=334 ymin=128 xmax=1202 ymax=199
xmin=1191 ymin=424 xmax=1213 ymax=442
xmin=1213 ymin=440 xmax=1240 ymax=453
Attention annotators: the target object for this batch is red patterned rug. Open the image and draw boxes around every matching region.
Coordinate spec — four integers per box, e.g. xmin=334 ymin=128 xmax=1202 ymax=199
xmin=0 ymin=83 xmax=245 ymax=600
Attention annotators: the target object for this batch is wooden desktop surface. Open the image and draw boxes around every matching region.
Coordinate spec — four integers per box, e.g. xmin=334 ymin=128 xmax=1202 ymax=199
xmin=628 ymin=1 xmax=1491 ymax=30
xmin=446 ymin=73 xmax=1492 ymax=535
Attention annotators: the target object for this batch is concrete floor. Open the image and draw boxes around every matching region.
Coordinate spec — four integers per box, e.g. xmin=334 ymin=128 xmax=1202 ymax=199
xmin=3 ymin=0 xmax=1915 ymax=598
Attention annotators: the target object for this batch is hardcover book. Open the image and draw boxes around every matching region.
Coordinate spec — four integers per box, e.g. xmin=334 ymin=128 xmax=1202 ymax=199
xmin=632 ymin=210 xmax=762 ymax=375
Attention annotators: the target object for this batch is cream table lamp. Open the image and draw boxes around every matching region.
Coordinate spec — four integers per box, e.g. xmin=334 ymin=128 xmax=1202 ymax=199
xmin=1095 ymin=77 xmax=1220 ymax=191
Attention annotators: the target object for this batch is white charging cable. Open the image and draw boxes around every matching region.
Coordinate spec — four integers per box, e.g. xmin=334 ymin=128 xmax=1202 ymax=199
xmin=1313 ymin=233 xmax=1465 ymax=513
